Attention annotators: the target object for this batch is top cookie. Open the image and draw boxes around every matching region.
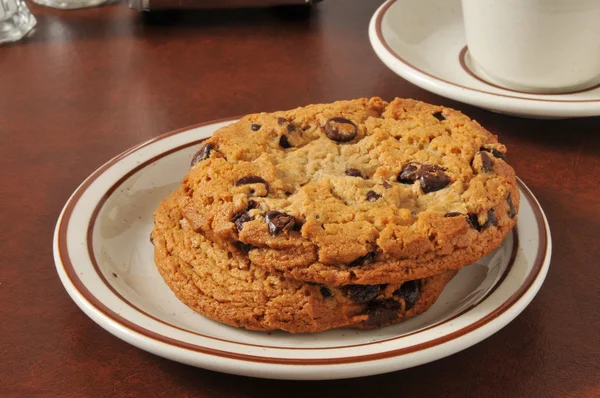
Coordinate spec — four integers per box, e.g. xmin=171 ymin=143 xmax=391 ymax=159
xmin=181 ymin=98 xmax=519 ymax=285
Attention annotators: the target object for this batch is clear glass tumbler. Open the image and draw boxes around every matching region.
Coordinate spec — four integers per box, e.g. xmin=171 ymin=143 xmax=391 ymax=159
xmin=0 ymin=0 xmax=36 ymax=44
xmin=32 ymin=0 xmax=109 ymax=10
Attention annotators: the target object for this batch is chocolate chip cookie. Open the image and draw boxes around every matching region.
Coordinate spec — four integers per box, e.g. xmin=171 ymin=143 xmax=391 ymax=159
xmin=180 ymin=97 xmax=519 ymax=285
xmin=152 ymin=190 xmax=455 ymax=333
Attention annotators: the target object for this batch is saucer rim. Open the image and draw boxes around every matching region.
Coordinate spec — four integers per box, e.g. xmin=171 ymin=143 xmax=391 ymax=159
xmin=369 ymin=0 xmax=600 ymax=117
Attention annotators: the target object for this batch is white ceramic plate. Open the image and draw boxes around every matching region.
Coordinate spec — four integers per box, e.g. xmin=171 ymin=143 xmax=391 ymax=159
xmin=369 ymin=0 xmax=600 ymax=118
xmin=54 ymin=119 xmax=551 ymax=380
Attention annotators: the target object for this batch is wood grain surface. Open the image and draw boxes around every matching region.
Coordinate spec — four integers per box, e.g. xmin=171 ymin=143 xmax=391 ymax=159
xmin=1 ymin=1 xmax=599 ymax=396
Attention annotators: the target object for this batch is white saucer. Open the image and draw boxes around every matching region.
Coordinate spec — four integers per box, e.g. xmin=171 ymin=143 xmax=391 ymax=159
xmin=369 ymin=0 xmax=600 ymax=118
xmin=54 ymin=120 xmax=551 ymax=380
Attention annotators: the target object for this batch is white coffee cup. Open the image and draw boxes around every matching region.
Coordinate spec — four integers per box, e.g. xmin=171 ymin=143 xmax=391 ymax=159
xmin=462 ymin=0 xmax=600 ymax=93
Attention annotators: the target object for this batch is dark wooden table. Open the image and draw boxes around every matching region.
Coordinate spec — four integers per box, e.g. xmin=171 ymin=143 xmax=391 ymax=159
xmin=2 ymin=1 xmax=599 ymax=396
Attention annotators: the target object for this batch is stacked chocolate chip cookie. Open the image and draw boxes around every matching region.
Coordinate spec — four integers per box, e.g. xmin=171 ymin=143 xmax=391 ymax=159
xmin=152 ymin=97 xmax=519 ymax=333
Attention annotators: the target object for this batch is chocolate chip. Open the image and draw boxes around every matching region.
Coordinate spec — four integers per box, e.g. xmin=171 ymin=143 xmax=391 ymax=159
xmin=432 ymin=111 xmax=446 ymax=121
xmin=247 ymin=200 xmax=259 ymax=210
xmin=190 ymin=143 xmax=214 ymax=166
xmin=481 ymin=146 xmax=506 ymax=161
xmin=277 ymin=117 xmax=287 ymax=125
xmin=320 ymin=287 xmax=332 ymax=298
xmin=345 ymin=168 xmax=363 ymax=178
xmin=419 ymin=165 xmax=451 ymax=193
xmin=324 ymin=117 xmax=358 ymax=142
xmin=491 ymin=148 xmax=506 ymax=160
xmin=287 ymin=124 xmax=296 ymax=132
xmin=251 ymin=124 xmax=261 ymax=131
xmin=292 ymin=218 xmax=304 ymax=232
xmin=444 ymin=212 xmax=463 ymax=217
xmin=232 ymin=211 xmax=253 ymax=231
xmin=481 ymin=209 xmax=498 ymax=229
xmin=393 ymin=280 xmax=421 ymax=310
xmin=349 ymin=251 xmax=376 ymax=267
xmin=420 ymin=165 xmax=441 ymax=172
xmin=366 ymin=191 xmax=381 ymax=202
xmin=279 ymin=135 xmax=292 ymax=149
xmin=235 ymin=241 xmax=255 ymax=254
xmin=236 ymin=175 xmax=267 ymax=186
xmin=149 ymin=234 xmax=154 ymax=245
xmin=235 ymin=176 xmax=270 ymax=195
xmin=507 ymin=193 xmax=516 ymax=218
xmin=398 ymin=163 xmax=450 ymax=192
xmin=479 ymin=151 xmax=493 ymax=172
xmin=398 ymin=162 xmax=421 ymax=184
xmin=382 ymin=181 xmax=392 ymax=189
xmin=467 ymin=213 xmax=481 ymax=230
xmin=364 ymin=299 xmax=402 ymax=326
xmin=346 ymin=285 xmax=380 ymax=303
xmin=265 ymin=211 xmax=296 ymax=236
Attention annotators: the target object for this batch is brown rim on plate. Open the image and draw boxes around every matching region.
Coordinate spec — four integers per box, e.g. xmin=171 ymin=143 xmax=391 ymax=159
xmin=56 ymin=120 xmax=548 ymax=365
xmin=374 ymin=0 xmax=600 ymax=103
xmin=458 ymin=46 xmax=600 ymax=96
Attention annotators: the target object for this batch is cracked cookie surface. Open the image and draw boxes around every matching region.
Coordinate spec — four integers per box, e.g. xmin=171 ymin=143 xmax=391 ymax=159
xmin=181 ymin=97 xmax=519 ymax=285
xmin=152 ymin=190 xmax=455 ymax=333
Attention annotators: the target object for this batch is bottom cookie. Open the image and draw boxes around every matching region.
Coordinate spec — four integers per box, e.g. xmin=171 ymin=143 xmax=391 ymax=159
xmin=152 ymin=191 xmax=457 ymax=333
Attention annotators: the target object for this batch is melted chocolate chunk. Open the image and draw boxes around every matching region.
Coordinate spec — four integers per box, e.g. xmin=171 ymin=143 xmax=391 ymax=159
xmin=479 ymin=151 xmax=493 ymax=172
xmin=236 ymin=175 xmax=267 ymax=186
xmin=349 ymin=252 xmax=376 ymax=267
xmin=432 ymin=111 xmax=446 ymax=121
xmin=398 ymin=163 xmax=450 ymax=192
xmin=421 ymin=165 xmax=444 ymax=172
xmin=250 ymin=123 xmax=261 ymax=131
xmin=393 ymin=280 xmax=421 ymax=310
xmin=398 ymin=162 xmax=421 ymax=184
xmin=382 ymin=181 xmax=392 ymax=189
xmin=320 ymin=286 xmax=332 ymax=298
xmin=481 ymin=146 xmax=506 ymax=161
xmin=247 ymin=200 xmax=259 ymax=210
xmin=345 ymin=168 xmax=363 ymax=178
xmin=324 ymin=117 xmax=358 ymax=142
xmin=235 ymin=241 xmax=255 ymax=254
xmin=467 ymin=213 xmax=481 ymax=231
xmin=235 ymin=176 xmax=270 ymax=195
xmin=346 ymin=285 xmax=380 ymax=303
xmin=364 ymin=299 xmax=402 ymax=327
xmin=419 ymin=165 xmax=451 ymax=193
xmin=366 ymin=191 xmax=381 ymax=202
xmin=287 ymin=124 xmax=296 ymax=132
xmin=444 ymin=212 xmax=462 ymax=217
xmin=481 ymin=209 xmax=498 ymax=229
xmin=265 ymin=211 xmax=296 ymax=236
xmin=279 ymin=135 xmax=292 ymax=149
xmin=491 ymin=148 xmax=506 ymax=160
xmin=190 ymin=143 xmax=214 ymax=166
xmin=507 ymin=193 xmax=516 ymax=218
xmin=292 ymin=218 xmax=304 ymax=232
xmin=232 ymin=211 xmax=253 ymax=231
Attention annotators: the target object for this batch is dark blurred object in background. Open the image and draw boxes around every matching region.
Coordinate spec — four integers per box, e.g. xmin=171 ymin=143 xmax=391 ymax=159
xmin=130 ymin=0 xmax=321 ymax=11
